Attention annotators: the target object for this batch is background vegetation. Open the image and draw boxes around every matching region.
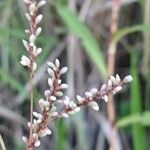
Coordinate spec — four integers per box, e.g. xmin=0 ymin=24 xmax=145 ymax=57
xmin=0 ymin=0 xmax=150 ymax=150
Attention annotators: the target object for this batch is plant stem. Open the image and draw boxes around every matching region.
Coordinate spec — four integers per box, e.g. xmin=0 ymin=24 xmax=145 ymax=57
xmin=107 ymin=0 xmax=121 ymax=150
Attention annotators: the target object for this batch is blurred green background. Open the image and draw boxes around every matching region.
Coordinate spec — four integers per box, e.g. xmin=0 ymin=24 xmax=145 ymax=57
xmin=0 ymin=0 xmax=150 ymax=150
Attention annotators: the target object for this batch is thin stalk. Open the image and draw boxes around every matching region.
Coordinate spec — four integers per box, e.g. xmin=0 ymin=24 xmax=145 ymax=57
xmin=107 ymin=0 xmax=121 ymax=150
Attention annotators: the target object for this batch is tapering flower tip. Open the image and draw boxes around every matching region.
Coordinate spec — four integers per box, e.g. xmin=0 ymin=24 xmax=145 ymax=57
xmin=64 ymin=96 xmax=70 ymax=106
xmin=76 ymin=95 xmax=84 ymax=103
xmin=60 ymin=83 xmax=68 ymax=89
xmin=85 ymin=91 xmax=92 ymax=98
xmin=47 ymin=68 xmax=54 ymax=76
xmin=34 ymin=140 xmax=41 ymax=147
xmin=88 ymin=101 xmax=99 ymax=111
xmin=20 ymin=55 xmax=30 ymax=66
xmin=35 ymin=27 xmax=42 ymax=37
xmin=69 ymin=101 xmax=77 ymax=109
xmin=116 ymin=74 xmax=121 ymax=83
xmin=25 ymin=13 xmax=31 ymax=21
xmin=55 ymin=59 xmax=60 ymax=68
xmin=47 ymin=62 xmax=55 ymax=69
xmin=33 ymin=62 xmax=37 ymax=72
xmin=62 ymin=113 xmax=69 ymax=118
xmin=108 ymin=79 xmax=112 ymax=89
xmin=113 ymin=86 xmax=122 ymax=93
xmin=22 ymin=136 xmax=27 ymax=143
xmin=103 ymin=95 xmax=108 ymax=102
xmin=90 ymin=88 xmax=98 ymax=95
xmin=110 ymin=76 xmax=117 ymax=85
xmin=29 ymin=2 xmax=36 ymax=16
xmin=35 ymin=14 xmax=43 ymax=24
xmin=33 ymin=112 xmax=42 ymax=119
xmin=60 ymin=67 xmax=68 ymax=75
xmin=22 ymin=39 xmax=29 ymax=50
xmin=50 ymin=96 xmax=56 ymax=101
xmin=123 ymin=75 xmax=133 ymax=83
xmin=48 ymin=78 xmax=53 ymax=87
xmin=37 ymin=0 xmax=46 ymax=8
xmin=100 ymin=83 xmax=107 ymax=92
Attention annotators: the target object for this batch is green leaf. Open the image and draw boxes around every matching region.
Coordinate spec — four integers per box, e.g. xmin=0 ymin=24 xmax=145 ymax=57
xmin=113 ymin=24 xmax=150 ymax=43
xmin=57 ymin=7 xmax=107 ymax=79
xmin=117 ymin=111 xmax=150 ymax=127
xmin=130 ymin=52 xmax=145 ymax=150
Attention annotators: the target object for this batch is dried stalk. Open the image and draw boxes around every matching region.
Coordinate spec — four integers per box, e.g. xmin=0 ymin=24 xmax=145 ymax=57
xmin=107 ymin=0 xmax=121 ymax=150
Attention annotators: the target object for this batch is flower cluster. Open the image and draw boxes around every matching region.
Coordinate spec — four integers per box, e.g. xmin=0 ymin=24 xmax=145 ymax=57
xmin=20 ymin=0 xmax=46 ymax=72
xmin=22 ymin=59 xmax=133 ymax=148
xmin=20 ymin=0 xmax=133 ymax=149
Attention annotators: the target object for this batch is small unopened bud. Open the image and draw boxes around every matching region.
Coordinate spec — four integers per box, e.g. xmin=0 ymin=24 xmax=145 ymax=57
xmin=123 ymin=75 xmax=133 ymax=83
xmin=35 ymin=14 xmax=43 ymax=24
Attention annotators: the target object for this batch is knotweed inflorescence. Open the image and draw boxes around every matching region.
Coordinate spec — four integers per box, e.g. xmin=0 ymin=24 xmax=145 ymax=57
xmin=20 ymin=0 xmax=133 ymax=149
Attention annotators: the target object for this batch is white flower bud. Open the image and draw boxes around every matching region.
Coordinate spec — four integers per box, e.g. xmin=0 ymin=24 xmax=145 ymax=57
xmin=113 ymin=86 xmax=122 ymax=93
xmin=103 ymin=95 xmax=108 ymax=102
xmin=56 ymin=91 xmax=63 ymax=97
xmin=45 ymin=90 xmax=50 ymax=97
xmin=22 ymin=136 xmax=27 ymax=143
xmin=116 ymin=74 xmax=121 ymax=83
xmin=34 ymin=47 xmax=42 ymax=56
xmin=24 ymin=0 xmax=32 ymax=4
xmin=85 ymin=91 xmax=92 ymax=98
xmin=100 ymin=84 xmax=107 ymax=92
xmin=88 ymin=101 xmax=99 ymax=111
xmin=69 ymin=101 xmax=76 ymax=108
xmin=22 ymin=39 xmax=29 ymax=50
xmin=62 ymin=113 xmax=69 ymax=118
xmin=76 ymin=95 xmax=84 ymax=103
xmin=20 ymin=55 xmax=30 ymax=66
xmin=33 ymin=112 xmax=42 ymax=119
xmin=35 ymin=14 xmax=43 ymax=24
xmin=64 ymin=96 xmax=70 ymax=106
xmin=29 ymin=2 xmax=36 ymax=16
xmin=90 ymin=88 xmax=98 ymax=95
xmin=37 ymin=0 xmax=46 ymax=8
xmin=74 ymin=107 xmax=80 ymax=112
xmin=25 ymin=13 xmax=31 ymax=21
xmin=60 ymin=83 xmax=68 ymax=89
xmin=29 ymin=34 xmax=36 ymax=43
xmin=47 ymin=68 xmax=54 ymax=76
xmin=48 ymin=78 xmax=53 ymax=87
xmin=60 ymin=67 xmax=68 ymax=74
xmin=57 ymin=79 xmax=62 ymax=84
xmin=50 ymin=96 xmax=56 ymax=101
xmin=34 ymin=140 xmax=41 ymax=147
xmin=35 ymin=27 xmax=42 ymax=37
xmin=55 ymin=59 xmax=60 ymax=68
xmin=123 ymin=75 xmax=133 ymax=83
xmin=47 ymin=62 xmax=55 ymax=69
xmin=33 ymin=62 xmax=37 ymax=72
xmin=110 ymin=76 xmax=117 ymax=85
